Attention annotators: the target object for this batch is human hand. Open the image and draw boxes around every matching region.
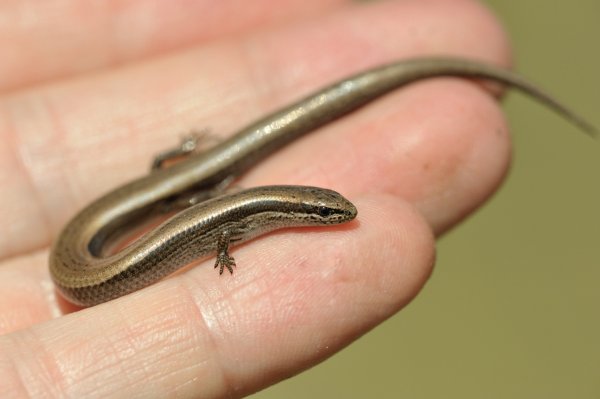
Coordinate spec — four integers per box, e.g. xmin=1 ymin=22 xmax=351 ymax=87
xmin=0 ymin=0 xmax=512 ymax=397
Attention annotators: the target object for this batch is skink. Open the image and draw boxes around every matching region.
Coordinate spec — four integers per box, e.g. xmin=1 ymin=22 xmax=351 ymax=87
xmin=49 ymin=57 xmax=597 ymax=306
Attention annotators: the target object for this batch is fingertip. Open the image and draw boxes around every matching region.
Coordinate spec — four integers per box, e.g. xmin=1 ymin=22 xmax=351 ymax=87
xmin=349 ymin=194 xmax=436 ymax=306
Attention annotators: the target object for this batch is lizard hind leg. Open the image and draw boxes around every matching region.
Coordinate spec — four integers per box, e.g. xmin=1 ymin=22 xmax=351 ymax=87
xmin=151 ymin=129 xmax=219 ymax=170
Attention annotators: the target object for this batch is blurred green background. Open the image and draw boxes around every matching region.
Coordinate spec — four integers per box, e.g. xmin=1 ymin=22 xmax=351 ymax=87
xmin=253 ymin=1 xmax=600 ymax=398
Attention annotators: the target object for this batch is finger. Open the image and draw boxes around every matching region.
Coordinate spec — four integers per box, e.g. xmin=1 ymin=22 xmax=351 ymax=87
xmin=243 ymin=78 xmax=512 ymax=234
xmin=0 ymin=250 xmax=59 ymax=334
xmin=0 ymin=195 xmax=435 ymax=398
xmin=0 ymin=0 xmax=348 ymax=91
xmin=0 ymin=0 xmax=509 ymax=258
xmin=0 ymin=79 xmax=506 ymax=332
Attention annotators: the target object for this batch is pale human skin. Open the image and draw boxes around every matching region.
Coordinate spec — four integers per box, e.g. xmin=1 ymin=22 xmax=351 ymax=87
xmin=0 ymin=0 xmax=514 ymax=397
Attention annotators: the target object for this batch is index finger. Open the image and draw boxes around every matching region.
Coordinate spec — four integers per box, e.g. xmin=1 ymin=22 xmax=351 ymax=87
xmin=0 ymin=196 xmax=435 ymax=398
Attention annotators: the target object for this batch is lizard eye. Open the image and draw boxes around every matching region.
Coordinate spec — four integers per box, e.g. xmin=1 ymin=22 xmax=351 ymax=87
xmin=317 ymin=206 xmax=332 ymax=217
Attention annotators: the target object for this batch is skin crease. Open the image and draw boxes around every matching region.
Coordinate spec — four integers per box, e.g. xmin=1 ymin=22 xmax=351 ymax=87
xmin=0 ymin=0 xmax=521 ymax=397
